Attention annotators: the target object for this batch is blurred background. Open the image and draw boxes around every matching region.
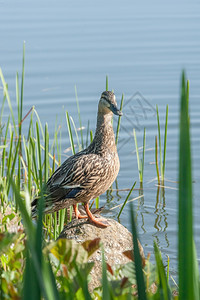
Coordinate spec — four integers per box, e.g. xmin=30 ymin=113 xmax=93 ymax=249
xmin=1 ymin=0 xmax=200 ymax=280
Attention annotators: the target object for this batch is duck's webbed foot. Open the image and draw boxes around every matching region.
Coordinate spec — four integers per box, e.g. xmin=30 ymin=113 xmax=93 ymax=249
xmin=84 ymin=203 xmax=109 ymax=227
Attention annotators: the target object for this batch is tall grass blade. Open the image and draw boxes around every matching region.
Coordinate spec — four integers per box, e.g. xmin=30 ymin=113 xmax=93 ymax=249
xmin=44 ymin=123 xmax=49 ymax=183
xmin=1 ymin=116 xmax=10 ymax=177
xmin=17 ymin=43 xmax=25 ymax=189
xmin=178 ymin=71 xmax=194 ymax=299
xmin=6 ymin=131 xmax=14 ymax=181
xmin=16 ymin=71 xmax=22 ymax=189
xmin=66 ymin=111 xmax=76 ymax=155
xmin=155 ymin=136 xmax=160 ymax=185
xmin=134 ymin=129 xmax=141 ymax=180
xmin=73 ymin=261 xmax=92 ymax=300
xmin=42 ymin=256 xmax=61 ymax=300
xmin=54 ymin=212 xmax=58 ymax=240
xmin=156 ymin=105 xmax=168 ymax=183
xmin=118 ymin=181 xmax=136 ymax=218
xmin=70 ymin=116 xmax=81 ymax=151
xmin=134 ymin=128 xmax=145 ymax=183
xmin=167 ymin=256 xmax=170 ymax=283
xmin=106 ymin=75 xmax=108 ymax=91
xmin=35 ymin=190 xmax=46 ymax=299
xmin=163 ymin=105 xmax=168 ymax=177
xmin=27 ymin=107 xmax=34 ymax=141
xmin=58 ymin=208 xmax=66 ymax=236
xmin=30 ymin=136 xmax=40 ymax=190
xmin=33 ymin=107 xmax=45 ymax=140
xmin=90 ymin=130 xmax=93 ymax=143
xmin=7 ymin=138 xmax=20 ymax=195
xmin=142 ymin=128 xmax=146 ymax=178
xmin=0 ymin=94 xmax=6 ymax=127
xmin=156 ymin=105 xmax=163 ymax=180
xmin=130 ymin=204 xmax=147 ymax=300
xmin=102 ymin=249 xmax=111 ymax=300
xmin=24 ymin=138 xmax=32 ymax=194
xmin=22 ymin=249 xmax=39 ymax=300
xmin=154 ymin=241 xmax=172 ymax=299
xmin=36 ymin=122 xmax=43 ymax=189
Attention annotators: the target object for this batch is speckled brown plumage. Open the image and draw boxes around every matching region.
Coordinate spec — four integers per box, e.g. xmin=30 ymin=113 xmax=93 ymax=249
xmin=31 ymin=91 xmax=122 ymax=227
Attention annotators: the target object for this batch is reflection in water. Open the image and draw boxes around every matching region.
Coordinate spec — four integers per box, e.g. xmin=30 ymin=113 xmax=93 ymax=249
xmin=106 ymin=179 xmax=122 ymax=207
xmin=153 ymin=187 xmax=169 ymax=247
xmin=133 ymin=183 xmax=169 ymax=248
xmin=106 ymin=188 xmax=115 ymax=204
xmin=114 ymin=179 xmax=121 ymax=202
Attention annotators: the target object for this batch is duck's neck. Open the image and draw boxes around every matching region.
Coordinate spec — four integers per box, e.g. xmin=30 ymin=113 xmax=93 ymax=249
xmin=92 ymin=112 xmax=117 ymax=154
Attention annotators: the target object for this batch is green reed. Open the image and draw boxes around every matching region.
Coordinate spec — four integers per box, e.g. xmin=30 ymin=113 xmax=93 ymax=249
xmin=66 ymin=111 xmax=76 ymax=155
xmin=0 ymin=93 xmax=6 ymax=135
xmin=178 ymin=73 xmax=199 ymax=299
xmin=155 ymin=104 xmax=168 ymax=185
xmin=117 ymin=181 xmax=136 ymax=219
xmin=130 ymin=203 xmax=147 ymax=300
xmin=133 ymin=128 xmax=146 ymax=183
xmin=70 ymin=115 xmax=82 ymax=152
xmin=0 ymin=58 xmax=65 ymax=238
xmin=155 ymin=135 xmax=160 ymax=184
xmin=106 ymin=75 xmax=108 ymax=91
xmin=16 ymin=43 xmax=25 ymax=190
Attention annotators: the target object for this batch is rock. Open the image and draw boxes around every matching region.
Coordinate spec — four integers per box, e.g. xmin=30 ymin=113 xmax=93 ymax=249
xmin=58 ymin=217 xmax=144 ymax=289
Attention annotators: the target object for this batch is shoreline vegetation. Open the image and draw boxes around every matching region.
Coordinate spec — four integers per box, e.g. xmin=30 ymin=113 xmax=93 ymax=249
xmin=0 ymin=48 xmax=199 ymax=299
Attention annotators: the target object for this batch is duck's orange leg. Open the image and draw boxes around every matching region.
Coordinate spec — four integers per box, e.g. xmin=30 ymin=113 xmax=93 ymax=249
xmin=84 ymin=203 xmax=109 ymax=227
xmin=73 ymin=204 xmax=88 ymax=219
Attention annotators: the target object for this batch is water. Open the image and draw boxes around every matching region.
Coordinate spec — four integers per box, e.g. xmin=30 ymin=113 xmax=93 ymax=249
xmin=1 ymin=0 xmax=200 ymax=280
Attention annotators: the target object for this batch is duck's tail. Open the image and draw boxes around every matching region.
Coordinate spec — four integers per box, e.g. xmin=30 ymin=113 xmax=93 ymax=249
xmin=31 ymin=194 xmax=54 ymax=218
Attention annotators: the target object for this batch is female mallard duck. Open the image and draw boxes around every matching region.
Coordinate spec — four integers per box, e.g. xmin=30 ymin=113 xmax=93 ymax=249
xmin=31 ymin=91 xmax=122 ymax=227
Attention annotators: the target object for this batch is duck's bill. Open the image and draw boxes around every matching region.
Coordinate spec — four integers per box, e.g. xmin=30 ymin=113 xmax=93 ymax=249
xmin=110 ymin=104 xmax=123 ymax=116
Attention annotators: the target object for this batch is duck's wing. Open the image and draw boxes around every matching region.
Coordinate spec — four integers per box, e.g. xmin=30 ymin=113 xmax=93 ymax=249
xmin=31 ymin=152 xmax=107 ymax=215
xmin=46 ymin=153 xmax=109 ymax=200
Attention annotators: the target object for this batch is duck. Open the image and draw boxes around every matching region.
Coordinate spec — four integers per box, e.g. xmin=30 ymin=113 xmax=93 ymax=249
xmin=31 ymin=91 xmax=122 ymax=227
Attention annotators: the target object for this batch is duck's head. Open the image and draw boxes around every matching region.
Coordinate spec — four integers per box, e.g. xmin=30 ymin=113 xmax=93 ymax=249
xmin=98 ymin=91 xmax=123 ymax=116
